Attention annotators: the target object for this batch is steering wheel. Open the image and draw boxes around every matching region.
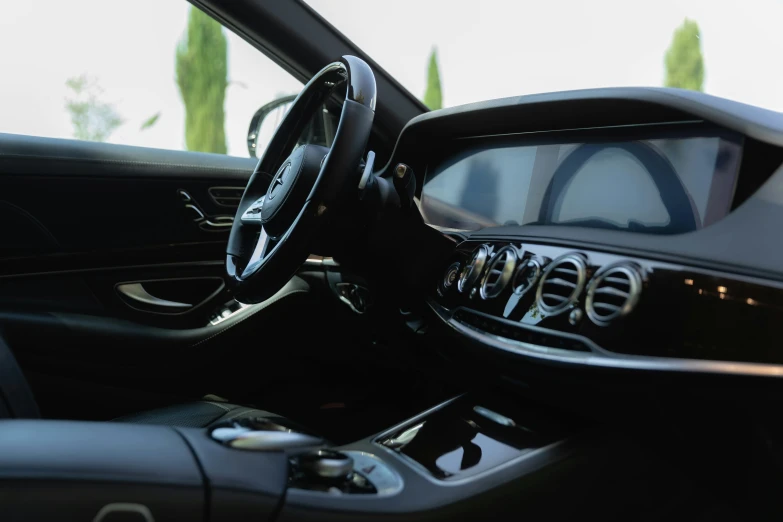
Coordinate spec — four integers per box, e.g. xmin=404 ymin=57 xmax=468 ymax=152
xmin=538 ymin=142 xmax=700 ymax=234
xmin=226 ymin=56 xmax=376 ymax=303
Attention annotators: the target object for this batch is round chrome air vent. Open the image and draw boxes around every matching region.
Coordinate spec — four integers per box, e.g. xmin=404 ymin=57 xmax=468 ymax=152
xmin=585 ymin=263 xmax=642 ymax=326
xmin=480 ymin=247 xmax=517 ymax=299
xmin=512 ymin=258 xmax=541 ymax=296
xmin=536 ymin=253 xmax=588 ymax=315
xmin=458 ymin=245 xmax=490 ymax=293
xmin=442 ymin=262 xmax=461 ymax=291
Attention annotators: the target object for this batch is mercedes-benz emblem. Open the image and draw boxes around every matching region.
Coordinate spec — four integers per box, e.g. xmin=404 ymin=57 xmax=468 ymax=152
xmin=268 ymin=164 xmax=290 ymax=200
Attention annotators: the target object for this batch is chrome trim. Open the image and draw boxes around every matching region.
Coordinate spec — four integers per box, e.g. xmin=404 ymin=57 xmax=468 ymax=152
xmin=184 ymin=203 xmax=204 ymax=220
xmin=473 ymin=406 xmax=516 ymax=427
xmin=224 ymin=431 xmax=324 ymax=451
xmin=93 ymin=503 xmax=153 ymax=522
xmin=536 ymin=253 xmax=587 ymax=316
xmin=299 ymin=450 xmax=354 ymax=479
xmin=343 ymin=451 xmax=404 ymax=496
xmin=442 ymin=262 xmax=461 ymax=290
xmin=585 ymin=263 xmax=642 ymax=326
xmin=458 ymin=244 xmax=489 ymax=293
xmin=116 ymin=283 xmax=192 ymax=309
xmin=374 ymin=396 xmax=462 ymax=441
xmin=512 ymin=258 xmax=541 ymax=296
xmin=303 ymin=255 xmax=339 ymax=267
xmin=429 ymin=300 xmax=783 ymax=378
xmin=480 ymin=246 xmax=517 ymax=299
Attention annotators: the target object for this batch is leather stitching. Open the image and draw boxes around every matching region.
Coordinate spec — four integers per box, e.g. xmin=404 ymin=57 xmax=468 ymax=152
xmin=204 ymin=401 xmax=232 ymax=412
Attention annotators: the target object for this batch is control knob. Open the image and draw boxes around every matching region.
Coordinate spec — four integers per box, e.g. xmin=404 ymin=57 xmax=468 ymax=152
xmin=298 ymin=449 xmax=354 ymax=480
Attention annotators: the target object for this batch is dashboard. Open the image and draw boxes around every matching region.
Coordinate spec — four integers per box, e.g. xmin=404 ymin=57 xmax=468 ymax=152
xmin=381 ymin=87 xmax=783 ymax=378
xmin=430 ymin=240 xmax=783 ymax=376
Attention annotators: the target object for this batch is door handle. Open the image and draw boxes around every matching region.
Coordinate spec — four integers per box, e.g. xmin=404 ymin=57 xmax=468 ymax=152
xmin=116 ymin=283 xmax=192 ymax=310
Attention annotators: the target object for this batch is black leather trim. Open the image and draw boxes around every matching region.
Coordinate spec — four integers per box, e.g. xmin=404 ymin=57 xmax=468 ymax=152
xmin=0 ymin=132 xmax=259 ymax=180
xmin=0 ymin=334 xmax=39 ymax=419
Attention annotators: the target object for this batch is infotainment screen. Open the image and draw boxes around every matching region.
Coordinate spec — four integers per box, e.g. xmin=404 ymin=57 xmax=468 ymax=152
xmin=420 ymin=129 xmax=743 ymax=234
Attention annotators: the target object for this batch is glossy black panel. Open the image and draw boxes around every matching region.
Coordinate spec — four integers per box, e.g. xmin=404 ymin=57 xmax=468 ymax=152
xmin=377 ymin=394 xmax=572 ymax=481
xmin=433 ymin=239 xmax=783 ymax=366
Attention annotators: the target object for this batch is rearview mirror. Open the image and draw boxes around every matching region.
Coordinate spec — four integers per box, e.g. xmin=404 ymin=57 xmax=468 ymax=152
xmin=247 ymin=94 xmax=297 ymax=158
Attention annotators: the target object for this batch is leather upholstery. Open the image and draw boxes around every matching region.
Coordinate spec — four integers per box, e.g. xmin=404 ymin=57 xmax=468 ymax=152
xmin=114 ymin=401 xmax=276 ymax=428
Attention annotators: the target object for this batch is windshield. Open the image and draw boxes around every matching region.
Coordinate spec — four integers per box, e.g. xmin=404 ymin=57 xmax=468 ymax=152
xmin=305 ymin=0 xmax=781 ymax=111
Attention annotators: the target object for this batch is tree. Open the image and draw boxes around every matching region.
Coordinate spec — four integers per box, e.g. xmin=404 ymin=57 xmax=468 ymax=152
xmin=423 ymin=48 xmax=443 ymax=110
xmin=65 ymin=74 xmax=124 ymax=142
xmin=664 ymin=19 xmax=705 ymax=91
xmin=176 ymin=7 xmax=228 ymax=154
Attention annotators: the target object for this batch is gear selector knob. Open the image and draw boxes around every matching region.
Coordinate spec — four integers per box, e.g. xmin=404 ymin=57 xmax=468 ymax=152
xmin=298 ymin=449 xmax=354 ymax=480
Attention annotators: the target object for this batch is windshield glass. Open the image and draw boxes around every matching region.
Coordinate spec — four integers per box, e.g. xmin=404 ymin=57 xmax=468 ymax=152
xmin=305 ymin=0 xmax=781 ymax=111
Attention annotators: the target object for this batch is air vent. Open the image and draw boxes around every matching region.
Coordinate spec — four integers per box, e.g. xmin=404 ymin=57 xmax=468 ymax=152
xmin=458 ymin=245 xmax=490 ymax=293
xmin=536 ymin=253 xmax=588 ymax=315
xmin=585 ymin=264 xmax=642 ymax=326
xmin=512 ymin=258 xmax=541 ymax=296
xmin=480 ymin=247 xmax=517 ymax=299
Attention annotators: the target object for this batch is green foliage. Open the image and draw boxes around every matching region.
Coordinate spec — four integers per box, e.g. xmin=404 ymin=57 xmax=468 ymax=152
xmin=176 ymin=7 xmax=228 ymax=154
xmin=140 ymin=112 xmax=161 ymax=131
xmin=664 ymin=19 xmax=705 ymax=91
xmin=423 ymin=48 xmax=443 ymax=110
xmin=65 ymin=74 xmax=124 ymax=142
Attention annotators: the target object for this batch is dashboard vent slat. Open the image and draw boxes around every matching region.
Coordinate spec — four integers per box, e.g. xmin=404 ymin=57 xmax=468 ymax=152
xmin=536 ymin=254 xmax=588 ymax=315
xmin=480 ymin=247 xmax=517 ymax=300
xmin=545 ymin=277 xmax=577 ymax=289
xmin=541 ymin=293 xmax=569 ymax=303
xmin=603 ymin=276 xmax=632 ymax=286
xmin=594 ymin=286 xmax=630 ymax=298
xmin=586 ymin=264 xmax=642 ymax=326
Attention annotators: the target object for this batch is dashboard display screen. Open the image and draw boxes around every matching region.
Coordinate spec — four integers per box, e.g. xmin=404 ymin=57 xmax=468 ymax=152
xmin=421 ymin=131 xmax=743 ymax=234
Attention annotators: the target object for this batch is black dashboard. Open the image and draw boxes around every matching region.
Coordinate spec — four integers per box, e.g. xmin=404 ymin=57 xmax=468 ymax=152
xmin=430 ymin=240 xmax=783 ymax=376
xmin=380 ymin=87 xmax=783 ymax=379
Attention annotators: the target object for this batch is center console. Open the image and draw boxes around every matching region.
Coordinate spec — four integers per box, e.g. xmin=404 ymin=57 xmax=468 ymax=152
xmin=0 ymin=392 xmax=670 ymax=521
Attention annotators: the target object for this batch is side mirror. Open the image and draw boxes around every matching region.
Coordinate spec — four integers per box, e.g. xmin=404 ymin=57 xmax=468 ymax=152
xmin=247 ymin=94 xmax=297 ymax=158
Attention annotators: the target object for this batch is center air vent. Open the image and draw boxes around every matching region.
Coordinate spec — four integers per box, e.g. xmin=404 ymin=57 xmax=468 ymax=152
xmin=536 ymin=253 xmax=587 ymax=315
xmin=585 ymin=264 xmax=642 ymax=326
xmin=458 ymin=245 xmax=490 ymax=293
xmin=480 ymin=247 xmax=517 ymax=299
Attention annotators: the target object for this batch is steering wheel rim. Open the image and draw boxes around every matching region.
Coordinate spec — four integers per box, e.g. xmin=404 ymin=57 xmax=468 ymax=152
xmin=226 ymin=56 xmax=376 ymax=304
xmin=538 ymin=142 xmax=700 ymax=234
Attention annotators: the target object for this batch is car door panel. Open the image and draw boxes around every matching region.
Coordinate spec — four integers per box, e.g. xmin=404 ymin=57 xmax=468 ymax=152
xmin=0 ymin=133 xmax=259 ymax=259
xmin=0 ymin=133 xmax=297 ymax=418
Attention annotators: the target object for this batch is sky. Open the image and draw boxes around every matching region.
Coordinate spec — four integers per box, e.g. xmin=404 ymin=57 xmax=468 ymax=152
xmin=1 ymin=0 xmax=781 ymax=158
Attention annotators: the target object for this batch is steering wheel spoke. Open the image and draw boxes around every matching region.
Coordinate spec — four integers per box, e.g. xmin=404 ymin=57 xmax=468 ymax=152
xmin=241 ymin=227 xmax=275 ymax=279
xmin=240 ymin=196 xmax=266 ymax=224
